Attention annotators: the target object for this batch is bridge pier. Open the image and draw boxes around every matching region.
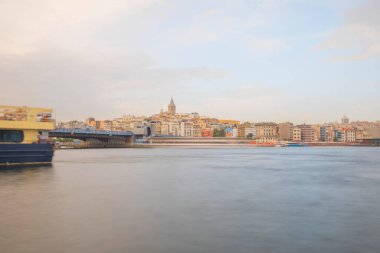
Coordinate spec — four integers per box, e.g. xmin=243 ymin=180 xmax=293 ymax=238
xmin=70 ymin=138 xmax=134 ymax=148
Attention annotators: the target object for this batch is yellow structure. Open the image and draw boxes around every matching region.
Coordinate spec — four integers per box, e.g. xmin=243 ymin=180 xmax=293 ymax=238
xmin=219 ymin=119 xmax=240 ymax=125
xmin=0 ymin=105 xmax=55 ymax=144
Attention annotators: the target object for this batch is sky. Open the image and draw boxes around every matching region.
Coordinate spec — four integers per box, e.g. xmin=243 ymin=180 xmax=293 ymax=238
xmin=0 ymin=0 xmax=379 ymax=124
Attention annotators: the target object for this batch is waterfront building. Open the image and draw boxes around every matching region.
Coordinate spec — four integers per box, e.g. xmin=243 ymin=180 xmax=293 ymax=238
xmin=195 ymin=119 xmax=208 ymax=130
xmin=365 ymin=127 xmax=380 ymax=138
xmin=96 ymin=120 xmax=112 ymax=131
xmin=201 ymin=128 xmax=213 ymax=137
xmin=325 ymin=126 xmax=335 ymax=142
xmin=346 ymin=129 xmax=356 ymax=142
xmin=312 ymin=125 xmax=321 ymax=142
xmin=112 ymin=118 xmax=127 ymax=131
xmin=237 ymin=122 xmax=253 ymax=138
xmin=292 ymin=127 xmax=301 ymax=142
xmin=356 ymin=128 xmax=364 ymax=141
xmin=341 ymin=130 xmax=346 ymax=142
xmin=278 ymin=122 xmax=293 ymax=141
xmin=237 ymin=125 xmax=246 ymax=138
xmin=168 ymin=121 xmax=180 ymax=136
xmin=255 ymin=122 xmax=278 ymax=143
xmin=233 ymin=128 xmax=238 ymax=137
xmin=150 ymin=121 xmax=162 ymax=136
xmin=160 ymin=122 xmax=170 ymax=135
xmin=193 ymin=124 xmax=202 ymax=137
xmin=320 ymin=126 xmax=326 ymax=142
xmin=320 ymin=125 xmax=336 ymax=142
xmin=244 ymin=127 xmax=256 ymax=139
xmin=103 ymin=120 xmax=113 ymax=131
xmin=334 ymin=130 xmax=342 ymax=142
xmin=297 ymin=124 xmax=314 ymax=142
xmin=225 ymin=127 xmax=234 ymax=137
xmin=180 ymin=121 xmax=194 ymax=137
xmin=130 ymin=121 xmax=145 ymax=135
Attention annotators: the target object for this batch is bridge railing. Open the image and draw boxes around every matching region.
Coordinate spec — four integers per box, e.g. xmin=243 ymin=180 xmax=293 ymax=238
xmin=51 ymin=128 xmax=134 ymax=136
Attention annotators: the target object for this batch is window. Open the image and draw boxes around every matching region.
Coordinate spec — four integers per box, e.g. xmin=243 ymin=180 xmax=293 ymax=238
xmin=0 ymin=130 xmax=24 ymax=143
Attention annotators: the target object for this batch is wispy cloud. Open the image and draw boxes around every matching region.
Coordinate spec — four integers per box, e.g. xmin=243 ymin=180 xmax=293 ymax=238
xmin=319 ymin=0 xmax=380 ymax=61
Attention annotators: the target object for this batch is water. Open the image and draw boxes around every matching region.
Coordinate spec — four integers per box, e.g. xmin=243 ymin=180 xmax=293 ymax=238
xmin=1 ymin=147 xmax=380 ymax=253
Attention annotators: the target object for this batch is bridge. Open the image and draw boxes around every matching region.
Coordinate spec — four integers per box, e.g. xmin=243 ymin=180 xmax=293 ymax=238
xmin=361 ymin=138 xmax=380 ymax=146
xmin=49 ymin=129 xmax=135 ymax=148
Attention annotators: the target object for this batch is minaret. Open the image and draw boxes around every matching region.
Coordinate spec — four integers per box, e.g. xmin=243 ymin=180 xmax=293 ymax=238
xmin=168 ymin=98 xmax=176 ymax=115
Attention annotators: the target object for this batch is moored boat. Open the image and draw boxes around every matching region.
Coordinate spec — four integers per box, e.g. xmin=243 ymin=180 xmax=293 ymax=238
xmin=0 ymin=106 xmax=55 ymax=165
xmin=285 ymin=142 xmax=308 ymax=147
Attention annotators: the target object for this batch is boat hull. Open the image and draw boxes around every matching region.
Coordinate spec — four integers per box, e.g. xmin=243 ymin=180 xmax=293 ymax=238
xmin=286 ymin=143 xmax=308 ymax=147
xmin=0 ymin=144 xmax=54 ymax=165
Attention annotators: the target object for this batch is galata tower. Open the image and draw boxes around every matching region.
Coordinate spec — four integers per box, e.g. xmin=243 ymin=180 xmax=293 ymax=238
xmin=168 ymin=98 xmax=176 ymax=115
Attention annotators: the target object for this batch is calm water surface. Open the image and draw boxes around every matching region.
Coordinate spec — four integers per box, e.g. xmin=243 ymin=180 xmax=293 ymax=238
xmin=1 ymin=147 xmax=380 ymax=253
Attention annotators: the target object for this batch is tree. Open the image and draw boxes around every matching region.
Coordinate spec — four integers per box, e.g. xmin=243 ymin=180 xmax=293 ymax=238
xmin=213 ymin=128 xmax=226 ymax=137
xmin=246 ymin=133 xmax=253 ymax=139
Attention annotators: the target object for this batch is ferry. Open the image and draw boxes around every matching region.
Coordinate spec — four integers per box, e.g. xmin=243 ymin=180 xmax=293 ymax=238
xmin=0 ymin=106 xmax=55 ymax=165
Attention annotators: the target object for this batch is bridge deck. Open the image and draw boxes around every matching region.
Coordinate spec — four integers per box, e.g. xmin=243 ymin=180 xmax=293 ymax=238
xmin=49 ymin=129 xmax=134 ymax=138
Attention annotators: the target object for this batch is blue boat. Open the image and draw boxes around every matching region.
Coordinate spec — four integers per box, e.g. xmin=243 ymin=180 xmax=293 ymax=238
xmin=285 ymin=142 xmax=308 ymax=147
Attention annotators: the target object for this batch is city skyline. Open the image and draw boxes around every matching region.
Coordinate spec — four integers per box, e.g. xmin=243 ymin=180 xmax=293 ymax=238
xmin=0 ymin=0 xmax=379 ymax=122
xmin=59 ymin=97 xmax=378 ymax=126
xmin=56 ymin=97 xmax=380 ymax=143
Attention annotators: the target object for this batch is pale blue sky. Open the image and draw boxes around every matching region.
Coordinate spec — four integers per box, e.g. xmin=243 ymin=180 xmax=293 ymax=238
xmin=0 ymin=0 xmax=379 ymax=123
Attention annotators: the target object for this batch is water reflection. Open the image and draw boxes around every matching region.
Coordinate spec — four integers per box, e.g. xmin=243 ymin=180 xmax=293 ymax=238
xmin=0 ymin=164 xmax=53 ymax=185
xmin=0 ymin=163 xmax=52 ymax=172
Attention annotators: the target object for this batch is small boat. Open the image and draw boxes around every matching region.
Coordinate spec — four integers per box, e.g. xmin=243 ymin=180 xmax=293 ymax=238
xmin=285 ymin=142 xmax=308 ymax=147
xmin=0 ymin=105 xmax=55 ymax=165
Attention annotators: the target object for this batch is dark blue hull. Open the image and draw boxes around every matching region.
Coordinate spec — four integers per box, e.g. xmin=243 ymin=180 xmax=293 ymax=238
xmin=286 ymin=143 xmax=308 ymax=147
xmin=0 ymin=144 xmax=54 ymax=165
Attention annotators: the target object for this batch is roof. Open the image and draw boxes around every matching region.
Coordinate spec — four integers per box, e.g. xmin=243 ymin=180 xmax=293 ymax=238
xmin=168 ymin=98 xmax=175 ymax=107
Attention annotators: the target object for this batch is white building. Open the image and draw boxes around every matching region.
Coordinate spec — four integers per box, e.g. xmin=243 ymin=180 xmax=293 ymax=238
xmin=180 ymin=121 xmax=194 ymax=137
xmin=346 ymin=129 xmax=356 ymax=142
xmin=292 ymin=127 xmax=301 ymax=142
xmin=245 ymin=127 xmax=256 ymax=138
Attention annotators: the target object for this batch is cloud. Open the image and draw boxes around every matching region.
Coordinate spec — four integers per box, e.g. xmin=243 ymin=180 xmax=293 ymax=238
xmin=319 ymin=0 xmax=380 ymax=61
xmin=0 ymin=49 xmax=227 ymax=120
xmin=0 ymin=0 xmax=230 ymax=120
xmin=246 ymin=37 xmax=291 ymax=55
xmin=0 ymin=0 xmax=162 ymax=54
